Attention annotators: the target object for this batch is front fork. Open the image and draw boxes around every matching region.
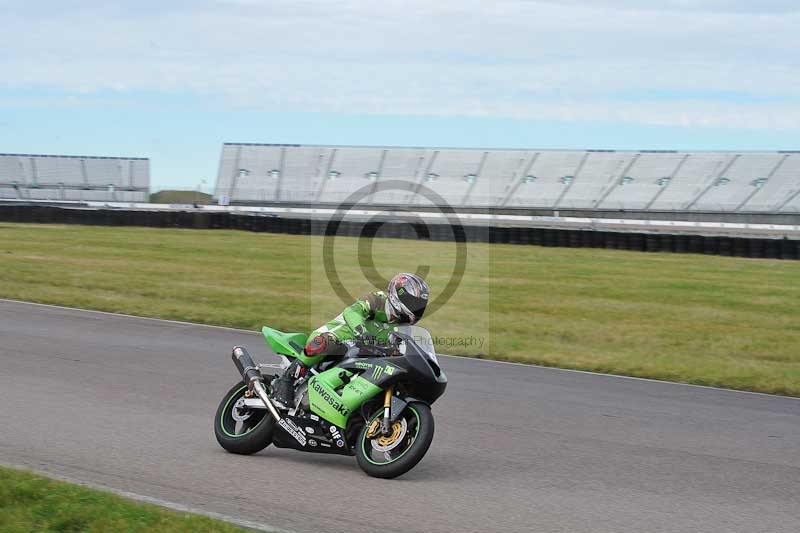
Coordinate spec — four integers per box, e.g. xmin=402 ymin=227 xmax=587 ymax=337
xmin=379 ymin=387 xmax=393 ymax=436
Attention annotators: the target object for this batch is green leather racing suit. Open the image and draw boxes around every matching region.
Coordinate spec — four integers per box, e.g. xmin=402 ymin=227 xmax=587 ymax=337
xmin=304 ymin=291 xmax=400 ymax=359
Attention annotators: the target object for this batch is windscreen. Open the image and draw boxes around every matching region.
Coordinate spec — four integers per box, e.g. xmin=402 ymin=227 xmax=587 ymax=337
xmin=394 ymin=325 xmax=437 ymax=362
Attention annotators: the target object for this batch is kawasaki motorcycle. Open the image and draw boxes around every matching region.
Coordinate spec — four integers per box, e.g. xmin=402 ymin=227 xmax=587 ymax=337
xmin=213 ymin=325 xmax=447 ymax=479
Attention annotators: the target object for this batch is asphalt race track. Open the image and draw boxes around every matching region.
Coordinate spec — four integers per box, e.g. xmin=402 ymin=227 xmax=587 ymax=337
xmin=1 ymin=300 xmax=799 ymax=533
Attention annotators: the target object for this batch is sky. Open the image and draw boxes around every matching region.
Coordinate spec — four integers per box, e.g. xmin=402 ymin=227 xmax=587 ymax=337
xmin=2 ymin=0 xmax=799 ymax=191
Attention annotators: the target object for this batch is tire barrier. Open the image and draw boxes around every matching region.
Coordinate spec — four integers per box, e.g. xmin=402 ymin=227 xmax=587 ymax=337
xmin=1 ymin=205 xmax=798 ymax=260
xmin=238 ymin=201 xmax=800 ymax=226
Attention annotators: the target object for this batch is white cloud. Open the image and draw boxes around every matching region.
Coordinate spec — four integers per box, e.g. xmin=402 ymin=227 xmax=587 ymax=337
xmin=534 ymin=0 xmax=800 ymax=14
xmin=1 ymin=0 xmax=799 ymax=129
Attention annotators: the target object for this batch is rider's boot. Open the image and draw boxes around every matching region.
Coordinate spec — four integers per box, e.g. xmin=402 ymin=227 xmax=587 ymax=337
xmin=271 ymin=360 xmax=305 ymax=409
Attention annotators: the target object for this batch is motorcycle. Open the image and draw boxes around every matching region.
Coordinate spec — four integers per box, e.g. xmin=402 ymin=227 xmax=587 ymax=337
xmin=213 ymin=325 xmax=447 ymax=478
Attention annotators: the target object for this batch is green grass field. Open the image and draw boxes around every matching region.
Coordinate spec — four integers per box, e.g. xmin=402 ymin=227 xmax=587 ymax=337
xmin=0 ymin=466 xmax=247 ymax=532
xmin=149 ymin=190 xmax=213 ymax=204
xmin=1 ymin=222 xmax=799 ymax=395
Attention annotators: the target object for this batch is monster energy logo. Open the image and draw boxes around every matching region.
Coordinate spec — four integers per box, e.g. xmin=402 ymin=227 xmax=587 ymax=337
xmin=371 ymin=364 xmax=395 ymax=380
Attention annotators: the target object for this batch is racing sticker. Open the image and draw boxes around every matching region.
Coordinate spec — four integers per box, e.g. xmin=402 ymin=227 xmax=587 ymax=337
xmin=279 ymin=418 xmax=307 ymax=446
xmin=349 ymin=379 xmax=370 ymax=396
xmin=371 ymin=363 xmax=397 ymax=380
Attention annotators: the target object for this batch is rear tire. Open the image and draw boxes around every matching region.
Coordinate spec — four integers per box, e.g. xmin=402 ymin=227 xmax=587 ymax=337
xmin=356 ymin=402 xmax=434 ymax=479
xmin=214 ymin=381 xmax=275 ymax=455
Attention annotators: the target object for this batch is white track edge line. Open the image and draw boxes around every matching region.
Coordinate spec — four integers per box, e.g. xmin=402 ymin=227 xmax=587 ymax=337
xmin=0 ymin=462 xmax=293 ymax=533
xmin=0 ymin=298 xmax=257 ymax=334
xmin=2 ymin=298 xmax=798 ymax=401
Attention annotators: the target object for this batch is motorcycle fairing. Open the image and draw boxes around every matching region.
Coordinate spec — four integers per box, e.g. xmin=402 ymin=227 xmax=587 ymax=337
xmin=307 ymin=368 xmax=384 ymax=428
xmin=272 ymin=414 xmax=353 ymax=455
xmin=306 ymin=351 xmax=446 ymax=428
xmin=262 ymin=326 xmax=326 ymax=367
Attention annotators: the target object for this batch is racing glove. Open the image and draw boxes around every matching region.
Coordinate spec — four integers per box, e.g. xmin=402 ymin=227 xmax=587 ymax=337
xmin=353 ymin=324 xmax=378 ymax=346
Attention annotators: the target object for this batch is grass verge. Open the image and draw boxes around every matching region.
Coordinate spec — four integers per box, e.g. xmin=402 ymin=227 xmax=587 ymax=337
xmin=1 ymin=222 xmax=799 ymax=396
xmin=149 ymin=190 xmax=212 ymax=204
xmin=0 ymin=466 xmax=248 ymax=532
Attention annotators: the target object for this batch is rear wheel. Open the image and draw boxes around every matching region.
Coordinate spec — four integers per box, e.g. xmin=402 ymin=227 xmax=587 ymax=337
xmin=214 ymin=381 xmax=275 ymax=455
xmin=356 ymin=402 xmax=434 ymax=479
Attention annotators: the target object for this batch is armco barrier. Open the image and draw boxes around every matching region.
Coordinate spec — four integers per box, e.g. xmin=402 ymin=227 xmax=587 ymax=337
xmin=1 ymin=205 xmax=799 ymax=260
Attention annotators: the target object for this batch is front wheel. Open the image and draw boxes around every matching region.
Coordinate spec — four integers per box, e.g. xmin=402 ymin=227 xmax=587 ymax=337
xmin=214 ymin=381 xmax=275 ymax=455
xmin=356 ymin=402 xmax=434 ymax=479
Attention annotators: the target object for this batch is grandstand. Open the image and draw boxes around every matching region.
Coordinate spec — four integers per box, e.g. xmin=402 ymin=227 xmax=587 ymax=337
xmin=215 ymin=144 xmax=800 ymax=215
xmin=0 ymin=143 xmax=796 ymax=258
xmin=0 ymin=153 xmax=150 ymax=202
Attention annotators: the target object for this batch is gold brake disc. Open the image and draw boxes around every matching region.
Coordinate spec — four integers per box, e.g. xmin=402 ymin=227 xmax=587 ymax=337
xmin=365 ymin=419 xmax=381 ymax=439
xmin=377 ymin=421 xmax=404 ymax=447
xmin=366 ymin=419 xmax=406 ymax=450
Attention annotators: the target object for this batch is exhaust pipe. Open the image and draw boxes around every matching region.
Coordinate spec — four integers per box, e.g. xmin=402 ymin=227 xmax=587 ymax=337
xmin=232 ymin=346 xmax=262 ymax=383
xmin=231 ymin=346 xmax=282 ymax=422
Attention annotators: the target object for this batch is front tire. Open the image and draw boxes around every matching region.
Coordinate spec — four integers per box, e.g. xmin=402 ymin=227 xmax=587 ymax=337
xmin=356 ymin=402 xmax=434 ymax=479
xmin=214 ymin=381 xmax=275 ymax=455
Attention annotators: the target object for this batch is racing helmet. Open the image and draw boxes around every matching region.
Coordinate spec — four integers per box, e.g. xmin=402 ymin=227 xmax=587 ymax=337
xmin=386 ymin=273 xmax=429 ymax=324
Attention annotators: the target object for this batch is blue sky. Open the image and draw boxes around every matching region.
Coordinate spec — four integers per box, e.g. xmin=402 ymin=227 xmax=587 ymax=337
xmin=2 ymin=1 xmax=799 ymax=191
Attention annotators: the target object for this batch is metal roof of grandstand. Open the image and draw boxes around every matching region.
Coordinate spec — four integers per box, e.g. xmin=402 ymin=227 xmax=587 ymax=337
xmin=0 ymin=153 xmax=148 ymax=160
xmin=221 ymin=143 xmax=799 ymax=154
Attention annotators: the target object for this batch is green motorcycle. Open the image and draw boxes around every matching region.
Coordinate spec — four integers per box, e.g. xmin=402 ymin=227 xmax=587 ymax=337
xmin=214 ymin=325 xmax=447 ymax=479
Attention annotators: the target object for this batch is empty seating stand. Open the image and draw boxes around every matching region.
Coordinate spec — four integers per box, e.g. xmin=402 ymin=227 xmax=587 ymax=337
xmin=0 ymin=153 xmax=150 ymax=203
xmin=215 ymin=144 xmax=800 ymax=215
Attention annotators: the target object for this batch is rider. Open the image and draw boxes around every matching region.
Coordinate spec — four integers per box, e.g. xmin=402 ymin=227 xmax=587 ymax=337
xmin=271 ymin=273 xmax=429 ymax=408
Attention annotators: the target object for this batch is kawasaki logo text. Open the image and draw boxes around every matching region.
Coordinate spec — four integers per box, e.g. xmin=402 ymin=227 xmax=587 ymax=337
xmin=312 ymin=381 xmax=350 ymax=416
